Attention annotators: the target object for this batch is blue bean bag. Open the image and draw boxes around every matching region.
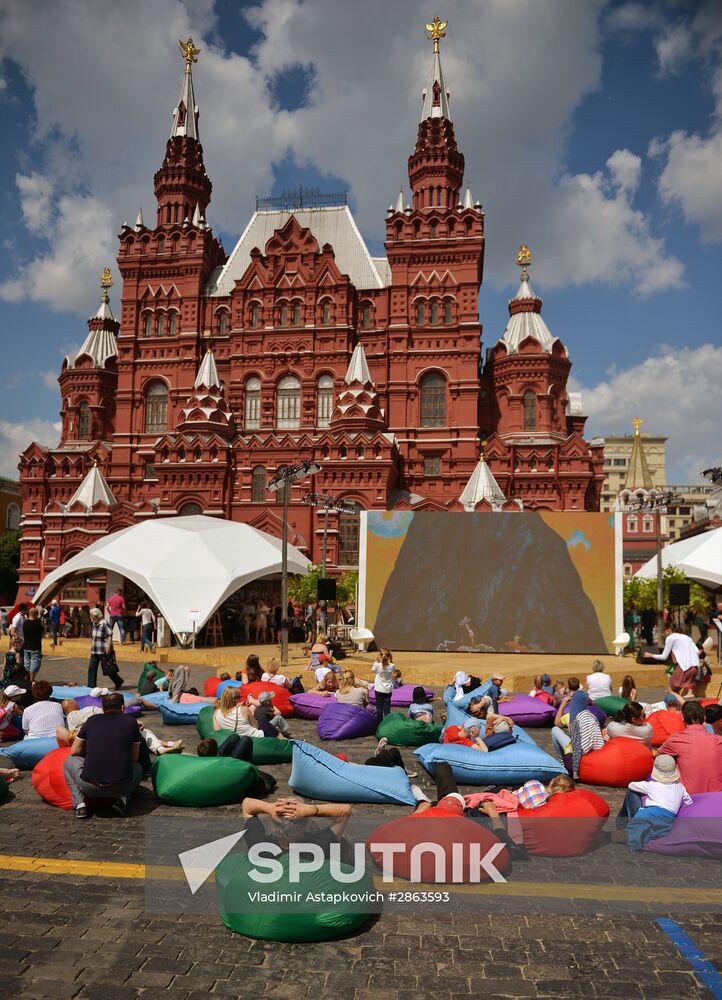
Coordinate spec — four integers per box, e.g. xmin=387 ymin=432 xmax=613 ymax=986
xmin=414 ymin=741 xmax=565 ymax=786
xmin=317 ymin=702 xmax=378 ymax=741
xmin=137 ymin=690 xmax=169 ymax=707
xmin=159 ymin=700 xmax=204 ymax=725
xmin=289 ymin=740 xmax=417 ymax=805
xmin=217 ymin=679 xmax=243 ymax=696
xmin=443 ymin=680 xmax=497 ymax=708
xmin=51 ymin=686 xmax=141 ymax=704
xmin=1 ymin=737 xmax=59 ymax=770
xmin=368 ymin=684 xmax=434 ymax=708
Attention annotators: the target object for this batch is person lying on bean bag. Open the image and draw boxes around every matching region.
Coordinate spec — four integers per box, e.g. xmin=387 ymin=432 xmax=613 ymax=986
xmin=242 ymin=795 xmax=353 ymax=859
xmin=443 ymin=718 xmax=516 ymax=752
xmin=466 ymin=695 xmax=515 ymax=733
xmin=408 ymin=686 xmax=434 ymax=722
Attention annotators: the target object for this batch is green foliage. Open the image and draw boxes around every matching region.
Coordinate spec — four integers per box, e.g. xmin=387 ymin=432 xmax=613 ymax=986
xmin=0 ymin=530 xmax=20 ymax=602
xmin=624 ymin=565 xmax=709 ymax=614
xmin=288 ymin=564 xmax=358 ymax=609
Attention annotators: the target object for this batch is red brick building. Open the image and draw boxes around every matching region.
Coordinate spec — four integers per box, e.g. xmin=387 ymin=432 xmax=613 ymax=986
xmin=16 ymin=32 xmax=603 ymax=603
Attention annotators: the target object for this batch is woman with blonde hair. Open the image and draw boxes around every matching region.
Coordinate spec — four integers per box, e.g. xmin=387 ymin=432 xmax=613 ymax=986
xmin=315 ymin=670 xmax=339 ymax=698
xmin=336 ymin=670 xmax=369 ymax=707
xmin=308 ymin=633 xmax=331 ymax=670
xmin=262 ymin=657 xmax=292 ymax=690
xmin=213 ymin=686 xmax=269 ymax=738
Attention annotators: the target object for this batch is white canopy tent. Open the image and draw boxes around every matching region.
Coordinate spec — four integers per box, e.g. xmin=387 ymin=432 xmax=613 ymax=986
xmin=34 ymin=516 xmax=311 ymax=642
xmin=635 ymin=526 xmax=722 ymax=589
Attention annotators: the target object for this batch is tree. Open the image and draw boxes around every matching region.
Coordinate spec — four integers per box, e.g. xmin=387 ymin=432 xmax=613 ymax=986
xmin=0 ymin=530 xmax=20 ymax=604
xmin=288 ymin=564 xmax=358 ymax=609
xmin=623 ymin=566 xmax=709 ymax=615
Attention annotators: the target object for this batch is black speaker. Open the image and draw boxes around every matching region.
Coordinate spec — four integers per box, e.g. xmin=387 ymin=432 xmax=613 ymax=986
xmin=668 ymin=583 xmax=690 ymax=606
xmin=317 ymin=578 xmax=337 ymax=601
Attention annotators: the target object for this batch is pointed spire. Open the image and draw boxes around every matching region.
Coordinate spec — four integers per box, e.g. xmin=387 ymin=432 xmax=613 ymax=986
xmin=396 ymin=187 xmax=405 ymax=213
xmin=194 ymin=347 xmax=221 ymax=389
xmin=459 ymin=451 xmax=507 ymax=512
xmin=171 ymin=37 xmax=201 ymax=140
xmin=624 ymin=417 xmax=654 ymax=491
xmin=329 ymin=342 xmax=386 ymax=432
xmin=499 ymin=246 xmax=558 ymax=355
xmin=421 ymin=16 xmax=452 ymax=121
xmin=344 ymin=342 xmax=372 ymax=385
xmin=192 ymin=203 xmax=201 ymax=227
xmin=66 ymin=464 xmax=116 ymax=511
xmin=463 ymin=183 xmax=473 ymax=209
xmin=135 ymin=206 xmax=144 ymax=231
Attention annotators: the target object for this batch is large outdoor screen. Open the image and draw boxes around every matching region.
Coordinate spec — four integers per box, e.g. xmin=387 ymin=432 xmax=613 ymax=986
xmin=359 ymin=511 xmax=619 ymax=654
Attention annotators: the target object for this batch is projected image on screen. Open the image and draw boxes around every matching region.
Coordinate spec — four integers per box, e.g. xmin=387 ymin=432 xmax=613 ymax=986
xmin=363 ymin=511 xmax=616 ymax=654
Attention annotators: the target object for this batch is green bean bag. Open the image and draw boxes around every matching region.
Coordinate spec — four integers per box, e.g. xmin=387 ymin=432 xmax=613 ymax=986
xmin=151 ymin=754 xmax=258 ymax=807
xmin=376 ymin=712 xmax=442 ymax=748
xmin=196 ymin=707 xmax=292 ymax=764
xmin=593 ymin=696 xmax=628 ymax=716
xmin=217 ymin=849 xmax=375 ymax=941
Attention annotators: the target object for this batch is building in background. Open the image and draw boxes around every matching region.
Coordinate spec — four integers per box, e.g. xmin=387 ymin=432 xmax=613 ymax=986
xmin=16 ymin=24 xmax=603 ymax=604
xmin=0 ymin=479 xmax=21 ymax=537
xmin=599 ymin=432 xmax=667 ymax=513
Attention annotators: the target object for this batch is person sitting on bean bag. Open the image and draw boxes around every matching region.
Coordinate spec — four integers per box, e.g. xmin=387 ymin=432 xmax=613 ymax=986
xmin=569 ymin=709 xmax=606 ymax=779
xmin=408 ymin=686 xmax=435 ymax=722
xmin=261 ymin=657 xmax=293 ymax=690
xmin=335 ymin=670 xmax=369 ymax=708
xmin=252 ymin=691 xmax=289 ymax=738
xmin=528 ymin=675 xmax=554 ymax=706
xmin=705 ymin=704 xmax=722 ymax=736
xmin=585 ymin=660 xmax=613 ymax=702
xmin=614 ymin=753 xmax=692 ymax=851
xmin=0 ymin=684 xmax=24 ymax=741
xmin=444 ymin=719 xmax=487 ymax=750
xmin=606 ymin=702 xmax=653 ymax=747
xmin=22 ymin=681 xmax=64 ymax=739
xmin=314 ymin=671 xmax=339 ymax=698
xmin=242 ymin=795 xmax=353 ymax=861
xmin=451 ymin=671 xmax=482 ymax=701
xmin=656 ymin=700 xmax=722 ymax=794
xmin=213 ymin=687 xmax=275 ymax=739
xmin=241 ymin=655 xmax=263 ymax=684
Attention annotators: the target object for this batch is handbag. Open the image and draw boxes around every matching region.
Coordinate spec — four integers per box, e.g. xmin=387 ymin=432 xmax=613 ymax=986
xmin=100 ymin=648 xmax=124 ymax=688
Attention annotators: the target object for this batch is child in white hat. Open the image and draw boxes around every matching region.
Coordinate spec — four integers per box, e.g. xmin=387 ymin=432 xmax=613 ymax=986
xmin=621 ymin=754 xmax=692 ymax=851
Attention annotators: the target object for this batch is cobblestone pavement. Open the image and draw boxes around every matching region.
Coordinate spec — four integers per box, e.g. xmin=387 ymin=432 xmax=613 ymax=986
xmin=1 ymin=654 xmax=720 ymax=999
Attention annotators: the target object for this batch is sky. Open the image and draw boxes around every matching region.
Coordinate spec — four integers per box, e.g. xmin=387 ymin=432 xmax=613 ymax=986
xmin=0 ymin=0 xmax=720 ymax=484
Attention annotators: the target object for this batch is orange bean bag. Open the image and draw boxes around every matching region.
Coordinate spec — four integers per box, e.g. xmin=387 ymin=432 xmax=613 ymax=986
xmin=366 ymin=814 xmax=510 ymax=884
xmin=517 ymin=788 xmax=610 ymax=856
xmin=578 ymin=737 xmax=654 ymax=788
xmin=32 ymin=746 xmax=73 ymax=811
xmin=242 ymin=682 xmax=294 ymax=718
xmin=647 ymin=709 xmax=685 ymax=748
xmin=204 ymin=675 xmax=222 ymax=697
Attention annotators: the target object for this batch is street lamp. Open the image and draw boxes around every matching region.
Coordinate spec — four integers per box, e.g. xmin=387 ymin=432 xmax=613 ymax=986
xmin=302 ymin=492 xmax=358 ymax=634
xmin=624 ymin=489 xmax=683 ymax=645
xmin=267 ymin=461 xmax=321 ymax=668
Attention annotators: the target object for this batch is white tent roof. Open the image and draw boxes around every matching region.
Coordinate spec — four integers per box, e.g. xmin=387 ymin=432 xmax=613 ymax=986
xmin=635 ymin=526 xmax=722 ymax=588
xmin=34 ymin=515 xmax=311 ymax=639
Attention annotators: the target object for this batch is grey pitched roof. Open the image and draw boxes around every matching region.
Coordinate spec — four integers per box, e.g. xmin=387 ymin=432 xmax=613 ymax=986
xmin=66 ymin=465 xmax=116 ymax=511
xmin=207 ymin=206 xmax=390 ymax=296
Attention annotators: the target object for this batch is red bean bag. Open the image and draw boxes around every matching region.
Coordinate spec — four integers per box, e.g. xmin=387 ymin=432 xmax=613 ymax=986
xmin=647 ymin=709 xmax=685 ymax=748
xmin=241 ymin=682 xmax=294 ymax=718
xmin=317 ymin=702 xmax=378 ymax=740
xmin=578 ymin=737 xmax=654 ymax=788
xmin=32 ymin=746 xmax=74 ymax=810
xmin=699 ymin=699 xmax=720 ymax=708
xmin=517 ymin=788 xmax=610 ymax=856
xmin=204 ymin=675 xmax=223 ymax=697
xmin=366 ymin=814 xmax=510 ymax=884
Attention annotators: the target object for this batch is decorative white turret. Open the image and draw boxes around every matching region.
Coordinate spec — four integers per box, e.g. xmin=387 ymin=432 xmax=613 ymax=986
xmin=498 ymin=246 xmax=559 ymax=355
xmin=177 ymin=347 xmax=235 ymax=435
xmin=459 ymin=453 xmax=508 ymax=511
xmin=66 ymin=463 xmax=116 ymax=511
xmin=329 ymin=342 xmax=386 ymax=432
xmin=65 ymin=269 xmax=119 ymax=369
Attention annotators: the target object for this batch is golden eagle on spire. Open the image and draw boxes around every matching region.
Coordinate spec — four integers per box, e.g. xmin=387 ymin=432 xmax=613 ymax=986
xmin=179 ymin=37 xmax=201 ymax=73
xmin=100 ymin=267 xmax=113 ymax=290
xmin=425 ymin=15 xmax=448 ymax=53
xmin=517 ymin=244 xmax=532 ymax=281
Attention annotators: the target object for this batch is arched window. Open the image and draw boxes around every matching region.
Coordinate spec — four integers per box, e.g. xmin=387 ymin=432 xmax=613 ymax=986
xmin=145 ymin=381 xmax=168 ymax=433
xmin=416 ymin=301 xmax=425 ymax=325
xmin=250 ymin=302 xmax=260 ymax=328
xmin=218 ymin=311 xmax=228 ymax=337
xmin=77 ymin=403 xmax=92 ymax=440
xmin=245 ymin=376 xmax=261 ymax=429
xmin=168 ymin=311 xmax=177 ymax=336
xmin=338 ymin=502 xmax=362 ymax=566
xmin=292 ymin=301 xmax=302 ymax=327
xmin=523 ymin=390 xmax=537 ymax=431
xmin=277 ymin=375 xmax=301 ymax=429
xmin=321 ymin=301 xmax=331 ymax=326
xmin=157 ymin=235 xmax=165 ymax=253
xmin=444 ymin=300 xmax=452 ymax=324
xmin=642 ymin=515 xmax=654 ymax=534
xmin=143 ymin=312 xmax=153 ymax=337
xmin=429 ymin=220 xmax=439 ymax=238
xmin=429 ymin=301 xmax=439 ymax=326
xmin=179 ymin=502 xmax=202 ymax=516
xmin=361 ymin=302 xmax=372 ymax=330
xmin=627 ymin=515 xmax=638 ymax=533
xmin=156 ymin=313 xmax=165 ymax=337
xmin=252 ymin=465 xmax=266 ymax=502
xmin=279 ymin=302 xmax=289 ymax=327
xmin=420 ymin=372 xmax=446 ymax=427
xmin=623 ymin=563 xmax=633 ymax=578
xmin=6 ymin=503 xmax=20 ymax=532
xmin=317 ymin=374 xmax=334 ymax=428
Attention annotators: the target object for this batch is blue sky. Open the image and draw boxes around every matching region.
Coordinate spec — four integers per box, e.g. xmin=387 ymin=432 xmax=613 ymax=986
xmin=0 ymin=0 xmax=720 ymax=483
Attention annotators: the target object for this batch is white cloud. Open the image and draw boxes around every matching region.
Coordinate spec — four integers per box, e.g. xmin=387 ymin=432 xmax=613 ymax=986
xmin=0 ymin=0 xmax=685 ymax=313
xmin=0 ymin=419 xmax=61 ymax=479
xmin=655 ymin=24 xmax=692 ymax=74
xmin=15 ymin=172 xmax=54 ymax=236
xmin=573 ymin=344 xmax=722 ymax=483
xmin=41 ymin=371 xmax=58 ymax=391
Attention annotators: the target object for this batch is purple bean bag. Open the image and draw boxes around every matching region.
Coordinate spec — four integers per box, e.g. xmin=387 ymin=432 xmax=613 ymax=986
xmin=74 ymin=695 xmax=142 ymax=717
xmin=497 ymin=694 xmax=555 ymax=727
xmin=587 ymin=704 xmax=607 ymax=726
xmin=644 ymin=793 xmax=722 ymax=858
xmin=368 ymin=684 xmax=434 ymax=708
xmin=317 ymin=702 xmax=378 ymax=741
xmin=290 ymin=692 xmax=332 ymax=720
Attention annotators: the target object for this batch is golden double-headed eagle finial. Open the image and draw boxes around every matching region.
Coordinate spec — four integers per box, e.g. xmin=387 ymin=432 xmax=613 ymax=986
xmin=633 ymin=416 xmax=644 ymax=435
xmin=100 ymin=267 xmax=113 ymax=290
xmin=179 ymin=37 xmax=201 ymax=74
xmin=517 ymin=244 xmax=532 ymax=280
xmin=425 ymin=15 xmax=448 ymax=53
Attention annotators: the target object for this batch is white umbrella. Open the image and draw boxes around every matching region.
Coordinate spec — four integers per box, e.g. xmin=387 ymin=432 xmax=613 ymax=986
xmin=635 ymin=526 xmax=722 ymax=589
xmin=34 ymin=515 xmax=311 ymax=638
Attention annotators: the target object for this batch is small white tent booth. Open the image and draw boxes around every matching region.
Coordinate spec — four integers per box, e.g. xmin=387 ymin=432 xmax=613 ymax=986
xmin=34 ymin=515 xmax=311 ymax=646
